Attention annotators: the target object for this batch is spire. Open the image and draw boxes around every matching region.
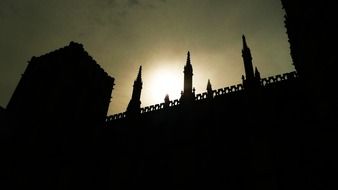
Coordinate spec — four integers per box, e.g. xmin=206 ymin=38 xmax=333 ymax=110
xmin=184 ymin=51 xmax=193 ymax=73
xmin=186 ymin=51 xmax=191 ymax=65
xmin=136 ymin=65 xmax=142 ymax=82
xmin=126 ymin=66 xmax=143 ymax=117
xmin=207 ymin=79 xmax=213 ymax=99
xmin=242 ymin=35 xmax=248 ymax=49
xmin=164 ymin=94 xmax=170 ymax=103
xmin=242 ymin=34 xmax=255 ymax=82
xmin=242 ymin=35 xmax=251 ymax=58
xmin=255 ymin=67 xmax=261 ymax=80
xmin=182 ymin=51 xmax=194 ymax=103
xmin=133 ymin=65 xmax=142 ymax=88
xmin=207 ymin=79 xmax=212 ymax=92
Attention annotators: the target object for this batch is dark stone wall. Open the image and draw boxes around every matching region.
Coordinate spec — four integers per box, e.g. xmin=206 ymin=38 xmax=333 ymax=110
xmin=102 ymin=73 xmax=318 ymax=190
xmin=2 ymin=42 xmax=114 ymax=190
xmin=281 ymin=0 xmax=338 ymax=123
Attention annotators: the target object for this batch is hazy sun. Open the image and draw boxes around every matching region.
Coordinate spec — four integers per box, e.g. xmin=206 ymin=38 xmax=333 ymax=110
xmin=148 ymin=68 xmax=182 ymax=104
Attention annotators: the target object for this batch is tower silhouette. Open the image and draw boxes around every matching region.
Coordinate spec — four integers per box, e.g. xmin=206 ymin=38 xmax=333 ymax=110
xmin=242 ymin=35 xmax=254 ymax=81
xmin=182 ymin=51 xmax=194 ymax=103
xmin=126 ymin=66 xmax=143 ymax=117
xmin=241 ymin=35 xmax=260 ymax=89
xmin=206 ymin=79 xmax=213 ymax=99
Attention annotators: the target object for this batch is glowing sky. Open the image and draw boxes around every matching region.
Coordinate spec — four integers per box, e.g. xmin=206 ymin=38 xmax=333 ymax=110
xmin=0 ymin=0 xmax=294 ymax=115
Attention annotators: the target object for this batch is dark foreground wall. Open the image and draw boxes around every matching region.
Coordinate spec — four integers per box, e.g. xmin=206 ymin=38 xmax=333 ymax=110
xmin=2 ymin=1 xmax=338 ymax=187
xmin=1 ymin=42 xmax=114 ymax=190
xmin=102 ymin=73 xmax=324 ymax=190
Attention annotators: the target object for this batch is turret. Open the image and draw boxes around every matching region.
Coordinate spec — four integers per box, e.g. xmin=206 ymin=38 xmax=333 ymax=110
xmin=206 ymin=79 xmax=213 ymax=99
xmin=126 ymin=66 xmax=143 ymax=117
xmin=241 ymin=35 xmax=261 ymax=89
xmin=242 ymin=35 xmax=255 ymax=81
xmin=181 ymin=51 xmax=194 ymax=103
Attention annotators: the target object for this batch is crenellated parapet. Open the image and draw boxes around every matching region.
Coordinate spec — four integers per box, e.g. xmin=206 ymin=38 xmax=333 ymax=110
xmin=106 ymin=112 xmax=127 ymax=122
xmin=141 ymin=99 xmax=181 ymax=113
xmin=106 ymin=71 xmax=298 ymax=124
xmin=261 ymin=71 xmax=298 ymax=86
xmin=106 ymin=99 xmax=181 ymax=123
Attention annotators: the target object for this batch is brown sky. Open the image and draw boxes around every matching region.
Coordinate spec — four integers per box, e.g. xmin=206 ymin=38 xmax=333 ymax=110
xmin=0 ymin=0 xmax=294 ymax=115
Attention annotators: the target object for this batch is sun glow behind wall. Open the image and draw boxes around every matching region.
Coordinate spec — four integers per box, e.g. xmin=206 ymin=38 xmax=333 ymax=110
xmin=143 ymin=61 xmax=183 ymax=107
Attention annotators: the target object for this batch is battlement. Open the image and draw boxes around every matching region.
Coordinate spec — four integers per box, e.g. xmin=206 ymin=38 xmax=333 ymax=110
xmin=106 ymin=71 xmax=298 ymax=123
xmin=106 ymin=84 xmax=244 ymax=122
xmin=141 ymin=99 xmax=180 ymax=114
xmin=261 ymin=71 xmax=298 ymax=86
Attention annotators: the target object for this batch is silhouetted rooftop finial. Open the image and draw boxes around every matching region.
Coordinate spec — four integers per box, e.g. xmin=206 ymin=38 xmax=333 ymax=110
xmin=206 ymin=79 xmax=213 ymax=99
xmin=164 ymin=94 xmax=170 ymax=107
xmin=242 ymin=35 xmax=248 ymax=49
xmin=207 ymin=79 xmax=212 ymax=91
xmin=164 ymin=94 xmax=169 ymax=102
xmin=127 ymin=65 xmax=143 ymax=116
xmin=186 ymin=51 xmax=191 ymax=66
xmin=242 ymin=34 xmax=254 ymax=81
xmin=137 ymin=66 xmax=142 ymax=81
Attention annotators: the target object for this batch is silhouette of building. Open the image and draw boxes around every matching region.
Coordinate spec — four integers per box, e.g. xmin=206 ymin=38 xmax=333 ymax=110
xmin=6 ymin=41 xmax=114 ymax=143
xmin=241 ymin=35 xmax=261 ymax=90
xmin=126 ymin=66 xmax=143 ymax=117
xmin=280 ymin=1 xmax=338 ymax=189
xmin=1 ymin=1 xmax=338 ymax=189
xmin=281 ymin=1 xmax=338 ymax=119
xmin=0 ymin=106 xmax=7 ymax=137
xmin=3 ymin=42 xmax=114 ymax=189
xmin=181 ymin=51 xmax=195 ymax=104
xmin=0 ymin=106 xmax=4 ymax=122
xmin=104 ymin=36 xmax=303 ymax=189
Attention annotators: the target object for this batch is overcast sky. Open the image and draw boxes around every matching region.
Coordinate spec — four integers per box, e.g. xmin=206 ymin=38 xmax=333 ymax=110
xmin=0 ymin=0 xmax=293 ymax=115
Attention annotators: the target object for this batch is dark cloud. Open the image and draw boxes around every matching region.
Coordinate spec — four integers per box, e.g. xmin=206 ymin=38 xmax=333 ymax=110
xmin=0 ymin=0 xmax=293 ymax=114
xmin=0 ymin=1 xmax=17 ymax=19
xmin=128 ymin=0 xmax=140 ymax=7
